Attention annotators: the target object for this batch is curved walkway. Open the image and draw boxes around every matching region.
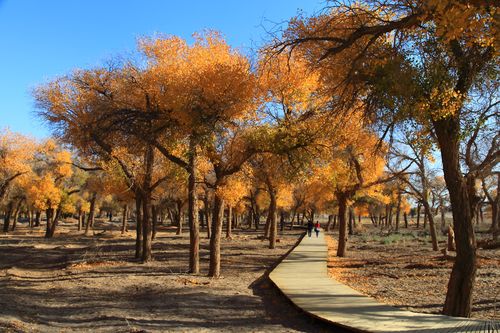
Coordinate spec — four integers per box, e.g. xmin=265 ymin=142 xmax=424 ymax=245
xmin=269 ymin=231 xmax=499 ymax=333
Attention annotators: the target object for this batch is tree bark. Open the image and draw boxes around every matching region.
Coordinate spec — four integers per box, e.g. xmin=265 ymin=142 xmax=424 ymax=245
xmin=121 ymin=204 xmax=128 ymax=235
xmin=187 ymin=139 xmax=200 ymax=273
xmin=422 ymin=202 xmax=439 ymax=251
xmin=85 ymin=193 xmax=97 ymax=235
xmin=208 ymin=194 xmax=224 ymax=278
xmin=226 ymin=206 xmax=232 ymax=239
xmin=135 ymin=194 xmax=143 ymax=259
xmin=141 ymin=144 xmax=154 ymax=263
xmin=2 ymin=201 xmax=13 ymax=233
xmin=269 ymin=191 xmax=277 ymax=249
xmin=435 ymin=117 xmax=477 ymax=318
xmin=337 ymin=194 xmax=348 ymax=257
xmin=395 ymin=191 xmax=402 ymax=231
xmin=152 ymin=204 xmax=157 ymax=240
xmin=416 ymin=204 xmax=421 ymax=228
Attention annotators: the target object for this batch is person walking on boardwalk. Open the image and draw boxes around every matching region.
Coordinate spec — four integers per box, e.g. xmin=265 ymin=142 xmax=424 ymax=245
xmin=314 ymin=222 xmax=320 ymax=237
xmin=307 ymin=221 xmax=314 ymax=237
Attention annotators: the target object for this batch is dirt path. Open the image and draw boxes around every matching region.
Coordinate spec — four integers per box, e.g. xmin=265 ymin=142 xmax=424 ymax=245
xmin=0 ymin=221 xmax=341 ymax=332
xmin=326 ymin=226 xmax=500 ymax=321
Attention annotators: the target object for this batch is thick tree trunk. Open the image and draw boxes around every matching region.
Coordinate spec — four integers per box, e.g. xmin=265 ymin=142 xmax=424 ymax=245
xmin=404 ymin=212 xmax=408 ymax=229
xmin=35 ymin=211 xmax=41 ymax=227
xmin=46 ymin=208 xmax=60 ymax=238
xmin=348 ymin=206 xmax=354 ymax=235
xmin=187 ymin=142 xmax=200 ymax=273
xmin=141 ymin=193 xmax=152 ymax=263
xmin=3 ymin=202 xmax=13 ymax=233
xmin=44 ymin=207 xmax=54 ymax=238
xmin=208 ymin=194 xmax=224 ymax=278
xmin=11 ymin=200 xmax=22 ymax=231
xmin=141 ymin=144 xmax=154 ymax=263
xmin=435 ymin=118 xmax=477 ymax=318
xmin=85 ymin=193 xmax=97 ymax=235
xmin=121 ymin=204 xmax=128 ymax=234
xmin=337 ymin=194 xmax=348 ymax=257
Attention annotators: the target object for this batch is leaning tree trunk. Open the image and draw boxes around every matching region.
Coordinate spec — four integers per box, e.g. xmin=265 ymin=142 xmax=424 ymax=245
xmin=121 ymin=204 xmax=128 ymax=235
xmin=47 ymin=208 xmax=61 ymax=238
xmin=208 ymin=194 xmax=225 ymax=278
xmin=435 ymin=117 xmax=477 ymax=318
xmin=422 ymin=202 xmax=439 ymax=251
xmin=337 ymin=194 xmax=348 ymax=257
xmin=269 ymin=191 xmax=278 ymax=249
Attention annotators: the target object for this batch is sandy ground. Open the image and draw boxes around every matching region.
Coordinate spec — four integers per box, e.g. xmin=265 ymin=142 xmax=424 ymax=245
xmin=326 ymin=223 xmax=500 ymax=321
xmin=0 ymin=219 xmax=346 ymax=333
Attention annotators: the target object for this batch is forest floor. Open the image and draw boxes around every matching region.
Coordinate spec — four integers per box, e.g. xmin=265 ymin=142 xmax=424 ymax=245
xmin=0 ymin=219 xmax=344 ymax=333
xmin=326 ymin=223 xmax=500 ymax=321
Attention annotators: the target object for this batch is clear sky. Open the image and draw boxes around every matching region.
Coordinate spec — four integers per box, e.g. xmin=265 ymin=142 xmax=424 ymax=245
xmin=0 ymin=0 xmax=323 ymax=138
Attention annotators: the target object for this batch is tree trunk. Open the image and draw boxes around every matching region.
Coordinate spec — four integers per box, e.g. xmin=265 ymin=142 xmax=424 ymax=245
xmin=141 ymin=143 xmax=154 ymax=263
xmin=422 ymin=202 xmax=439 ymax=251
xmin=3 ymin=202 xmax=13 ymax=233
xmin=264 ymin=206 xmax=271 ymax=239
xmin=280 ymin=210 xmax=285 ymax=232
xmin=152 ymin=204 xmax=157 ymax=240
xmin=404 ymin=212 xmax=408 ymax=229
xmin=226 ymin=206 xmax=232 ymax=239
xmin=141 ymin=193 xmax=152 ymax=263
xmin=35 ymin=211 xmax=41 ymax=227
xmin=121 ymin=204 xmax=128 ymax=235
xmin=135 ymin=194 xmax=143 ymax=259
xmin=44 ymin=207 xmax=54 ymax=238
xmin=11 ymin=201 xmax=21 ymax=231
xmin=440 ymin=201 xmax=447 ymax=232
xmin=348 ymin=206 xmax=354 ymax=235
xmin=416 ymin=204 xmax=421 ymax=228
xmin=337 ymin=194 xmax=348 ymax=257
xmin=435 ymin=117 xmax=477 ymax=317
xmin=47 ymin=208 xmax=60 ymax=238
xmin=395 ymin=191 xmax=402 ymax=231
xmin=85 ymin=193 xmax=97 ymax=235
xmin=269 ymin=191 xmax=277 ymax=249
xmin=208 ymin=194 xmax=224 ymax=278
xmin=187 ymin=141 xmax=200 ymax=274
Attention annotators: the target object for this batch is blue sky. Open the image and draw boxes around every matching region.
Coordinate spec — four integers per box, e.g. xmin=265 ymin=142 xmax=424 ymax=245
xmin=0 ymin=0 xmax=323 ymax=138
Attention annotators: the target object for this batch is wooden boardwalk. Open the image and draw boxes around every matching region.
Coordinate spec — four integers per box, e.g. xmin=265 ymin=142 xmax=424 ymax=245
xmin=269 ymin=231 xmax=499 ymax=333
